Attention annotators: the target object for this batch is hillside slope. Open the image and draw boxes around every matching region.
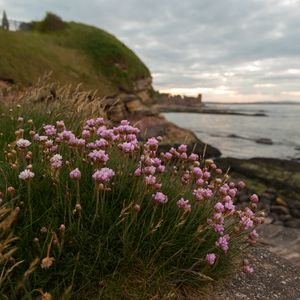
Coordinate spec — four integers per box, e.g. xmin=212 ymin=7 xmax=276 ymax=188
xmin=0 ymin=21 xmax=151 ymax=97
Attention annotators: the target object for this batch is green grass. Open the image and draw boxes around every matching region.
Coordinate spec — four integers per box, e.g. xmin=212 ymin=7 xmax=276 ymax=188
xmin=0 ymin=21 xmax=150 ymax=97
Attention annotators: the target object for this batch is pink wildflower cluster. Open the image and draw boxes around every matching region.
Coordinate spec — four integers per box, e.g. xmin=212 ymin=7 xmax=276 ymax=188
xmin=11 ymin=116 xmax=263 ymax=277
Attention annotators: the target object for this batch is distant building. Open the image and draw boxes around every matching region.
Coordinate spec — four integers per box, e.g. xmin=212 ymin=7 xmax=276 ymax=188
xmin=1 ymin=10 xmax=9 ymax=30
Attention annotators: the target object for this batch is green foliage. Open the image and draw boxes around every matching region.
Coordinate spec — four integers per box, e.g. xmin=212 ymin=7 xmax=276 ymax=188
xmin=34 ymin=12 xmax=68 ymax=33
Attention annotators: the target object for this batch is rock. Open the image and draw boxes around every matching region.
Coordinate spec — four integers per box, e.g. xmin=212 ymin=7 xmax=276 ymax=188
xmin=285 ymin=219 xmax=300 ymax=228
xmin=128 ymin=114 xmax=221 ymax=158
xmin=275 ymin=196 xmax=288 ymax=207
xmin=270 ymin=205 xmax=290 ymax=215
xmin=255 ymin=138 xmax=273 ymax=145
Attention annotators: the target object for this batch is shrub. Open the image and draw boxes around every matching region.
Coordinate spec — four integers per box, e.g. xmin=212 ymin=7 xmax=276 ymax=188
xmin=34 ymin=12 xmax=68 ymax=33
xmin=0 ymin=105 xmax=263 ymax=299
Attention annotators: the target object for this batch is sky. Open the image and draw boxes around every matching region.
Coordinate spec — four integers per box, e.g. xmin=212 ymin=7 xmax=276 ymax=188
xmin=1 ymin=0 xmax=300 ymax=102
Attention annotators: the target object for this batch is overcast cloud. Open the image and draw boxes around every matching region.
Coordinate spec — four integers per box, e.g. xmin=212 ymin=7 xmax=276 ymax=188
xmin=1 ymin=0 xmax=300 ymax=101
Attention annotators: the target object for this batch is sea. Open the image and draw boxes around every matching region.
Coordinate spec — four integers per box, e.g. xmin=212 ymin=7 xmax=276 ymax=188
xmin=162 ymin=103 xmax=300 ymax=160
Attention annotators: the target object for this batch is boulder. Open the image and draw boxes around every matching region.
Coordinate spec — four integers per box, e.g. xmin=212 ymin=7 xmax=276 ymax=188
xmin=128 ymin=114 xmax=221 ymax=158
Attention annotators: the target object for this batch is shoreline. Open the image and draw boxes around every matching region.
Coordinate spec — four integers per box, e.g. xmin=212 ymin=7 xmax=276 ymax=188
xmin=155 ymin=105 xmax=267 ymax=116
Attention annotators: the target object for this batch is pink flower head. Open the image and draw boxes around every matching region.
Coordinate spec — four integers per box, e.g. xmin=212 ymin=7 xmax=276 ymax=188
xmin=50 ymin=154 xmax=63 ymax=169
xmin=143 ymin=166 xmax=156 ymax=175
xmin=56 ymin=120 xmax=65 ymax=129
xmin=214 ymin=224 xmax=225 ymax=235
xmin=178 ymin=144 xmax=187 ymax=153
xmin=214 ymin=202 xmax=225 ymax=212
xmin=224 ymin=200 xmax=235 ymax=212
xmin=152 ymin=192 xmax=168 ymax=204
xmin=206 ymin=253 xmax=216 ymax=265
xmin=176 ymin=198 xmax=191 ymax=212
xmin=223 ymin=195 xmax=232 ymax=203
xmin=16 ymin=138 xmax=31 ymax=148
xmin=188 ymin=153 xmax=199 ymax=161
xmin=85 ymin=118 xmax=96 ymax=127
xmin=88 ymin=150 xmax=109 ymax=163
xmin=164 ymin=152 xmax=173 ymax=160
xmin=249 ymin=229 xmax=259 ymax=240
xmin=238 ymin=181 xmax=246 ymax=189
xmin=196 ymin=178 xmax=204 ymax=186
xmin=145 ymin=175 xmax=157 ymax=186
xmin=119 ymin=141 xmax=137 ymax=153
xmin=243 ymin=261 xmax=254 ymax=273
xmin=250 ymin=194 xmax=259 ymax=203
xmin=19 ymin=169 xmax=35 ymax=181
xmin=82 ymin=129 xmax=91 ymax=139
xmin=228 ymin=188 xmax=237 ymax=198
xmin=44 ymin=125 xmax=57 ymax=136
xmin=192 ymin=167 xmax=203 ymax=177
xmin=146 ymin=137 xmax=159 ymax=151
xmin=134 ymin=168 xmax=142 ymax=177
xmin=92 ymin=168 xmax=115 ymax=184
xmin=219 ymin=184 xmax=230 ymax=195
xmin=70 ymin=168 xmax=81 ymax=180
xmin=216 ymin=235 xmax=230 ymax=253
xmin=203 ymin=171 xmax=211 ymax=180
xmin=240 ymin=216 xmax=254 ymax=230
xmin=156 ymin=165 xmax=165 ymax=173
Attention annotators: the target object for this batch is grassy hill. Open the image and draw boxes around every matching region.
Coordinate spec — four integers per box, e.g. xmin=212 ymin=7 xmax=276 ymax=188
xmin=0 ymin=16 xmax=151 ymax=97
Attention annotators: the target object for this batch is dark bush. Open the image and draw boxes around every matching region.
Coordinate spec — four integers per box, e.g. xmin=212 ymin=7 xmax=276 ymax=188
xmin=36 ymin=12 xmax=68 ymax=32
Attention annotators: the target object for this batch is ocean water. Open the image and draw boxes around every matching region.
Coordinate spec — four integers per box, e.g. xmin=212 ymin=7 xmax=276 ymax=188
xmin=162 ymin=103 xmax=300 ymax=160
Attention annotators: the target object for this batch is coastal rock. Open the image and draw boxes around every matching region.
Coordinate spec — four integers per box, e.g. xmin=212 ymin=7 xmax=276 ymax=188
xmin=255 ymin=138 xmax=273 ymax=145
xmin=128 ymin=114 xmax=221 ymax=158
xmin=270 ymin=205 xmax=290 ymax=215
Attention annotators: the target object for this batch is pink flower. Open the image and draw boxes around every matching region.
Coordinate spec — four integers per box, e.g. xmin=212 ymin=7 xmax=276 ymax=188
xmin=216 ymin=235 xmax=230 ymax=252
xmin=82 ymin=130 xmax=91 ymax=139
xmin=249 ymin=229 xmax=259 ymax=240
xmin=119 ymin=141 xmax=137 ymax=153
xmin=250 ymin=194 xmax=259 ymax=203
xmin=196 ymin=178 xmax=204 ymax=186
xmin=145 ymin=175 xmax=157 ymax=186
xmin=192 ymin=167 xmax=203 ymax=177
xmin=44 ymin=125 xmax=57 ymax=136
xmin=206 ymin=253 xmax=216 ymax=265
xmin=203 ymin=171 xmax=211 ymax=180
xmin=16 ymin=138 xmax=31 ymax=148
xmin=243 ymin=265 xmax=254 ymax=273
xmin=214 ymin=224 xmax=224 ymax=235
xmin=178 ymin=144 xmax=187 ymax=153
xmin=50 ymin=154 xmax=63 ymax=169
xmin=228 ymin=188 xmax=237 ymax=198
xmin=152 ymin=192 xmax=168 ymax=204
xmin=143 ymin=166 xmax=156 ymax=175
xmin=92 ymin=168 xmax=115 ymax=183
xmin=188 ymin=153 xmax=199 ymax=161
xmin=214 ymin=202 xmax=225 ymax=212
xmin=19 ymin=169 xmax=35 ymax=181
xmin=88 ymin=150 xmax=109 ymax=163
xmin=238 ymin=181 xmax=246 ymax=189
xmin=164 ymin=152 xmax=173 ymax=160
xmin=240 ymin=216 xmax=254 ymax=230
xmin=157 ymin=165 xmax=165 ymax=173
xmin=146 ymin=137 xmax=159 ymax=150
xmin=70 ymin=168 xmax=81 ymax=180
xmin=176 ymin=198 xmax=191 ymax=212
xmin=224 ymin=200 xmax=235 ymax=212
xmin=134 ymin=168 xmax=142 ymax=177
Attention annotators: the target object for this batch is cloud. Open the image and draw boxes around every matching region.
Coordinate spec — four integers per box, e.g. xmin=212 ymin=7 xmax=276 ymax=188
xmin=1 ymin=0 xmax=300 ymax=101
